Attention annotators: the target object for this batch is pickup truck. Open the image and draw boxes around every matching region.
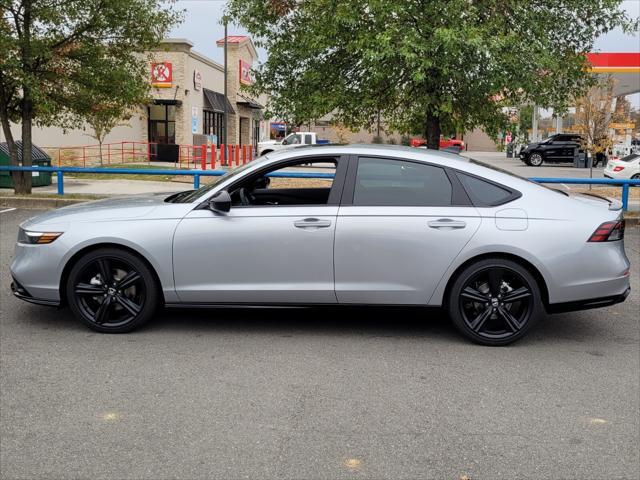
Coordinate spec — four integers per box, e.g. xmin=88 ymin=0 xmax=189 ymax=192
xmin=258 ymin=132 xmax=329 ymax=156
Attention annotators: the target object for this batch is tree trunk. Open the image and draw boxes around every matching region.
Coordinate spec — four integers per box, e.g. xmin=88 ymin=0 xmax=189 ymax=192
xmin=424 ymin=110 xmax=441 ymax=150
xmin=15 ymin=0 xmax=33 ymax=194
xmin=15 ymin=93 xmax=34 ymax=194
xmin=0 ymin=71 xmax=20 ymax=188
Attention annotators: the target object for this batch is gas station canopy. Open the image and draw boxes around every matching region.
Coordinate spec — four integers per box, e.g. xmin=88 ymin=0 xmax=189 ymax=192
xmin=587 ymin=52 xmax=640 ymax=96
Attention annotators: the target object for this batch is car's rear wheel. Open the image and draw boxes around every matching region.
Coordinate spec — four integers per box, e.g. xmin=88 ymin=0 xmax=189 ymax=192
xmin=66 ymin=248 xmax=159 ymax=333
xmin=632 ymin=173 xmax=640 ymax=180
xmin=528 ymin=153 xmax=544 ymax=166
xmin=447 ymin=258 xmax=543 ymax=346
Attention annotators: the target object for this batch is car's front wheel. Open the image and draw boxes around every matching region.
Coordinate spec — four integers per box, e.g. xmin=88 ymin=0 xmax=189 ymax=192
xmin=528 ymin=153 xmax=544 ymax=166
xmin=65 ymin=247 xmax=159 ymax=333
xmin=447 ymin=258 xmax=543 ymax=346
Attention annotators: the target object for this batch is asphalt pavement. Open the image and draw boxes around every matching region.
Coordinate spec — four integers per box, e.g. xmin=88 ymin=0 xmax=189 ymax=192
xmin=1 ymin=208 xmax=638 ymax=480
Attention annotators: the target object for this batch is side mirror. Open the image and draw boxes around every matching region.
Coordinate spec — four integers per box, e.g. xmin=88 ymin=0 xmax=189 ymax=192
xmin=209 ymin=190 xmax=231 ymax=213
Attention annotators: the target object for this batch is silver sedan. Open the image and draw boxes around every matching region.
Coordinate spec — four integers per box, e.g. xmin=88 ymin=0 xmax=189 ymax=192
xmin=10 ymin=145 xmax=631 ymax=345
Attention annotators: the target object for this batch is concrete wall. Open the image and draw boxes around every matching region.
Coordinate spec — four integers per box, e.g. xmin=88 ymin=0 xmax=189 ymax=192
xmin=462 ymin=128 xmax=498 ymax=152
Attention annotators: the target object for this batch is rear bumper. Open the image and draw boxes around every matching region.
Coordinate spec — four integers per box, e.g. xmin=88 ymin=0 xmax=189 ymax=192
xmin=547 ymin=287 xmax=630 ymax=314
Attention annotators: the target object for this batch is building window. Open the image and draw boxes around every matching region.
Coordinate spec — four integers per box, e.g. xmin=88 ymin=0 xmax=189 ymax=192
xmin=203 ymin=110 xmax=224 ymax=146
xmin=148 ymin=104 xmax=176 ymax=144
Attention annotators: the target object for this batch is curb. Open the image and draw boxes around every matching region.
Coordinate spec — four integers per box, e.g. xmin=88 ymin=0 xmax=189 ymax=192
xmin=0 ymin=196 xmax=90 ymax=209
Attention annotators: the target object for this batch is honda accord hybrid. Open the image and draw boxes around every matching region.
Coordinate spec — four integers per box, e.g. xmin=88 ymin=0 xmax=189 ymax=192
xmin=10 ymin=145 xmax=630 ymax=345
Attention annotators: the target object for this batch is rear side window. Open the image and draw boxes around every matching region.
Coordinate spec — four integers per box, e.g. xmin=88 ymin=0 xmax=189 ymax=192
xmin=458 ymin=173 xmax=513 ymax=206
xmin=621 ymin=153 xmax=639 ymax=163
xmin=353 ymin=157 xmax=452 ymax=206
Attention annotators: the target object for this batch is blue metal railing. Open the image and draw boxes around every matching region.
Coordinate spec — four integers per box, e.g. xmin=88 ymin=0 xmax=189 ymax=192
xmin=1 ymin=165 xmax=639 ymax=210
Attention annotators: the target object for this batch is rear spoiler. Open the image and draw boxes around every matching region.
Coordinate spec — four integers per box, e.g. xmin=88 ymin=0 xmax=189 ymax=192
xmin=578 ymin=191 xmax=622 ymax=211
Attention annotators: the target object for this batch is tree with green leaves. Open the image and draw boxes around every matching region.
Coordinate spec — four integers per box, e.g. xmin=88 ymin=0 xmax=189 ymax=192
xmin=227 ymin=0 xmax=634 ymax=149
xmin=0 ymin=0 xmax=180 ymax=193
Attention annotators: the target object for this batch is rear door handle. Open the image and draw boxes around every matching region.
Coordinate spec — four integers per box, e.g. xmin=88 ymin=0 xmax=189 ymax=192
xmin=428 ymin=218 xmax=466 ymax=229
xmin=294 ymin=218 xmax=332 ymax=229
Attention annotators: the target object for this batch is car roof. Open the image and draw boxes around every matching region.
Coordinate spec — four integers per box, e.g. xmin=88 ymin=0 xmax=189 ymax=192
xmin=264 ymin=144 xmax=471 ymax=167
xmin=260 ymin=144 xmax=542 ymax=192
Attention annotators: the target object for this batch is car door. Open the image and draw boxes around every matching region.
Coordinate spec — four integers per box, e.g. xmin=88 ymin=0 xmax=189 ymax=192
xmin=172 ymin=155 xmax=347 ymax=304
xmin=543 ymin=135 xmax=563 ymax=159
xmin=334 ymin=156 xmax=482 ymax=305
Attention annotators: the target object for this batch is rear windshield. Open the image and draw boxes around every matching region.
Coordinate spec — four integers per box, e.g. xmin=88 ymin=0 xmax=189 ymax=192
xmin=621 ymin=153 xmax=639 ymax=163
xmin=468 ymin=158 xmax=568 ymax=196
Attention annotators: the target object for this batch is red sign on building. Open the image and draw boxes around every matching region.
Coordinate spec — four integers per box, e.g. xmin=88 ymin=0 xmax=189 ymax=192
xmin=151 ymin=62 xmax=172 ymax=88
xmin=239 ymin=59 xmax=253 ymax=85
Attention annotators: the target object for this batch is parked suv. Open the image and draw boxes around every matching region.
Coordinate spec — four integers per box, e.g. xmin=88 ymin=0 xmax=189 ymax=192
xmin=519 ymin=134 xmax=584 ymax=166
xmin=519 ymin=134 xmax=609 ymax=167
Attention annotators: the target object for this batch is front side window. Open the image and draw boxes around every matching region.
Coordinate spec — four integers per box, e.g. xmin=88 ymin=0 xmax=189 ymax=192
xmin=353 ymin=157 xmax=452 ymax=206
xmin=230 ymin=157 xmax=337 ymax=206
xmin=283 ymin=134 xmax=301 ymax=145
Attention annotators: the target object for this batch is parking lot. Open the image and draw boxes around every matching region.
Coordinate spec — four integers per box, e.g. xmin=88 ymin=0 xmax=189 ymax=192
xmin=1 ymin=207 xmax=638 ymax=479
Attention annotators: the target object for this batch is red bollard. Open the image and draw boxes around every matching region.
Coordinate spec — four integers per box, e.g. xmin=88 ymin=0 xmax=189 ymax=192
xmin=228 ymin=144 xmax=233 ymax=167
xmin=242 ymin=145 xmax=247 ymax=164
xmin=210 ymin=145 xmax=216 ymax=169
xmin=201 ymin=144 xmax=207 ymax=170
xmin=235 ymin=144 xmax=240 ymax=167
xmin=220 ymin=144 xmax=225 ymax=166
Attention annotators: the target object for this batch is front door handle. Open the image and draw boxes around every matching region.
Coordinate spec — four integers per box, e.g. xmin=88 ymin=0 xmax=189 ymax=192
xmin=294 ymin=218 xmax=332 ymax=229
xmin=428 ymin=218 xmax=466 ymax=229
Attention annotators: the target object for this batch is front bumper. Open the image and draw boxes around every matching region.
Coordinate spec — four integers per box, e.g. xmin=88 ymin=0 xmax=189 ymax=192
xmin=11 ymin=279 xmax=60 ymax=307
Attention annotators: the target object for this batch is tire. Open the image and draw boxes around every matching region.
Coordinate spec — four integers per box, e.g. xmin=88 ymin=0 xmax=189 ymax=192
xmin=65 ymin=247 xmax=159 ymax=333
xmin=528 ymin=153 xmax=544 ymax=167
xmin=632 ymin=174 xmax=640 ymax=180
xmin=447 ymin=258 xmax=543 ymax=346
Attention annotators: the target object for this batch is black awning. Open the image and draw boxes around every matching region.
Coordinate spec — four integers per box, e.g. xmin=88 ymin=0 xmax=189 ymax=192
xmin=203 ymin=88 xmax=235 ymax=114
xmin=237 ymin=94 xmax=263 ymax=109
xmin=153 ymin=99 xmax=182 ymax=106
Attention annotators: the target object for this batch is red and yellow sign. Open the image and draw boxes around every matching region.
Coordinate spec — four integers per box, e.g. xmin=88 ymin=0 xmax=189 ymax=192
xmin=587 ymin=53 xmax=640 ymax=74
xmin=151 ymin=62 xmax=172 ymax=88
xmin=239 ymin=59 xmax=252 ymax=85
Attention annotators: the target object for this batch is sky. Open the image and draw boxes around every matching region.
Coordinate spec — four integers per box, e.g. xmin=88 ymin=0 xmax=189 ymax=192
xmin=169 ymin=0 xmax=640 ymax=105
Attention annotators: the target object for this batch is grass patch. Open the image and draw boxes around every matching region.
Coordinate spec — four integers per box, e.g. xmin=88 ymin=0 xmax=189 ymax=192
xmin=570 ymin=186 xmax=639 ymax=201
xmin=62 ymin=163 xmax=182 ymax=182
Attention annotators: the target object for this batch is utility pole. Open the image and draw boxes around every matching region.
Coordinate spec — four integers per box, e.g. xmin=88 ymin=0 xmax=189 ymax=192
xmin=223 ymin=19 xmax=228 ymax=147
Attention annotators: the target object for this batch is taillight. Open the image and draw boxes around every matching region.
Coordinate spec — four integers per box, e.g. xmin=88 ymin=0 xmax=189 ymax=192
xmin=588 ymin=220 xmax=625 ymax=242
xmin=613 ymin=166 xmax=625 ymax=172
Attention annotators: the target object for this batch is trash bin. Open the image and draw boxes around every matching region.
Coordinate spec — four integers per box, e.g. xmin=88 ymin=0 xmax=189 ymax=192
xmin=572 ymin=148 xmax=588 ymax=168
xmin=506 ymin=143 xmax=514 ymax=158
xmin=0 ymin=141 xmax=52 ymax=188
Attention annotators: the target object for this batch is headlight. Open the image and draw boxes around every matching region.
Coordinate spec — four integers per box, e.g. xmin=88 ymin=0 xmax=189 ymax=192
xmin=18 ymin=228 xmax=63 ymax=244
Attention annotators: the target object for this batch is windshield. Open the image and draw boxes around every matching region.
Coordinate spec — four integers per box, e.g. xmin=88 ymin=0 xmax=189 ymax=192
xmin=621 ymin=153 xmax=639 ymax=162
xmin=166 ymin=159 xmax=265 ymax=203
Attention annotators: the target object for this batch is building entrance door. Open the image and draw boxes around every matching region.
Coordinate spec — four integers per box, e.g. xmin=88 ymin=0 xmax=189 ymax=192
xmin=148 ymin=103 xmax=178 ymax=162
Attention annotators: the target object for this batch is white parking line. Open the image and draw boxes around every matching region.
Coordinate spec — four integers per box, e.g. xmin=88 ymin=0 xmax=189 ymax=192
xmin=0 ymin=208 xmax=17 ymax=214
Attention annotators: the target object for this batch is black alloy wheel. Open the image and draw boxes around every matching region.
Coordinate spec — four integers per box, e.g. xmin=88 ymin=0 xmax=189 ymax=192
xmin=448 ymin=259 xmax=542 ymax=346
xmin=66 ymin=248 xmax=159 ymax=333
